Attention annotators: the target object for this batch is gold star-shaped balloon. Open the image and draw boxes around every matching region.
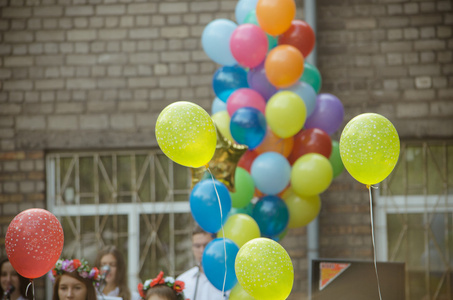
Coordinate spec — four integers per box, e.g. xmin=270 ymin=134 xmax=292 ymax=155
xmin=191 ymin=128 xmax=248 ymax=192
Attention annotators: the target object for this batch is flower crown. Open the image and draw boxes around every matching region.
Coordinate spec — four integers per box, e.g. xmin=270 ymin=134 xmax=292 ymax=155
xmin=138 ymin=271 xmax=186 ymax=300
xmin=51 ymin=259 xmax=101 ymax=286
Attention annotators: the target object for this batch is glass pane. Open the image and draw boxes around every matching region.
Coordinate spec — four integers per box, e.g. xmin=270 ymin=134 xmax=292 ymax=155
xmin=406 ymin=146 xmax=424 ymax=195
xmin=79 ymin=156 xmax=94 ymax=195
xmin=427 ymin=146 xmax=445 ymax=195
xmin=118 ymin=155 xmax=132 ymax=203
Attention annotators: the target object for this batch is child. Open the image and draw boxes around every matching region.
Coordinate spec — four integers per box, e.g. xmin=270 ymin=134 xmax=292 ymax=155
xmin=137 ymin=272 xmax=186 ymax=300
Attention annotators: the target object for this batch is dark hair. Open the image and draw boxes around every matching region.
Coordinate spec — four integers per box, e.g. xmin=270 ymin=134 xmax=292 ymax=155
xmin=192 ymin=224 xmax=216 ymax=239
xmin=94 ymin=245 xmax=131 ymax=300
xmin=52 ymin=271 xmax=97 ymax=300
xmin=0 ymin=257 xmax=33 ymax=300
xmin=145 ymin=285 xmax=177 ymax=300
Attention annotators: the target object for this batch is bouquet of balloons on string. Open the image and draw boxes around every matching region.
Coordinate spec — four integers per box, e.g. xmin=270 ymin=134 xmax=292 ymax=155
xmin=155 ymin=0 xmax=400 ymax=299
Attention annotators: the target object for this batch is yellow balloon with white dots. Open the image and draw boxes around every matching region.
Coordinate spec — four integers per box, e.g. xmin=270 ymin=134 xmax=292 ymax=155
xmin=235 ymin=238 xmax=294 ymax=300
xmin=339 ymin=113 xmax=400 ymax=186
xmin=155 ymin=101 xmax=217 ymax=168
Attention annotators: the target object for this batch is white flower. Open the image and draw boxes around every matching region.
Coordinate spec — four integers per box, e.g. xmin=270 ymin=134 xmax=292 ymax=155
xmin=165 ymin=276 xmax=175 ymax=284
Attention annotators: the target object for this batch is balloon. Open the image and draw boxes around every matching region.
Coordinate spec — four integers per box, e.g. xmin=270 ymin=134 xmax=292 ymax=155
xmin=251 ymin=152 xmax=291 ymax=195
xmin=201 ymin=19 xmax=237 ymax=66
xmin=288 ymin=128 xmax=332 ymax=164
xmin=265 ymin=91 xmax=307 ymax=138
xmin=243 ymin=10 xmax=278 ymax=51
xmin=305 ymin=93 xmax=345 ymax=135
xmin=235 ymin=0 xmax=259 ymax=24
xmin=252 ymin=195 xmax=289 ymax=236
xmin=256 ymin=0 xmax=296 ymax=36
xmin=230 ymin=24 xmax=268 ymax=68
xmin=329 ymin=140 xmax=344 ymax=178
xmin=5 ymin=208 xmax=64 ymax=278
xmin=265 ymin=45 xmax=304 ymax=88
xmin=230 ymin=107 xmax=267 ymax=149
xmin=339 ymin=113 xmax=400 ymax=186
xmin=255 ymin=127 xmax=294 ymax=157
xmin=229 ymin=283 xmax=256 ymax=300
xmin=228 ymin=202 xmax=255 ymax=217
xmin=247 ymin=62 xmax=277 ymax=100
xmin=190 ymin=179 xmax=232 ymax=233
xmin=230 ymin=167 xmax=255 ymax=208
xmin=283 ymin=191 xmax=321 ymax=228
xmin=291 ymin=153 xmax=333 ymax=197
xmin=202 ymin=238 xmax=239 ymax=291
xmin=213 ymin=65 xmax=249 ymax=102
xmin=212 ymin=110 xmax=234 ymax=142
xmin=300 ymin=62 xmax=322 ymax=93
xmin=235 ymin=238 xmax=293 ymax=300
xmin=218 ymin=214 xmax=260 ymax=248
xmin=283 ymin=81 xmax=317 ymax=117
xmin=191 ymin=129 xmax=247 ymax=192
xmin=156 ymin=101 xmax=217 ymax=168
xmin=271 ymin=226 xmax=289 ymax=242
xmin=238 ymin=150 xmax=258 ymax=172
xmin=212 ymin=97 xmax=227 ymax=114
xmin=227 ymin=88 xmax=266 ymax=117
xmin=278 ymin=20 xmax=315 ymax=58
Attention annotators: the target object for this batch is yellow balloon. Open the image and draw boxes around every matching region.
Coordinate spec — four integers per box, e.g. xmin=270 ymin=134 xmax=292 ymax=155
xmin=283 ymin=190 xmax=321 ymax=228
xmin=155 ymin=101 xmax=216 ymax=168
xmin=235 ymin=238 xmax=293 ymax=300
xmin=265 ymin=91 xmax=306 ymax=138
xmin=218 ymin=214 xmax=260 ymax=248
xmin=339 ymin=113 xmax=400 ymax=185
xmin=291 ymin=153 xmax=333 ymax=197
xmin=229 ymin=283 xmax=256 ymax=300
xmin=212 ymin=110 xmax=235 ymax=142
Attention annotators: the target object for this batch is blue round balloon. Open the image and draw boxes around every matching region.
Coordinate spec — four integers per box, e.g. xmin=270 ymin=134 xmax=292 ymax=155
xmin=202 ymin=238 xmax=239 ymax=291
xmin=252 ymin=195 xmax=289 ymax=237
xmin=211 ymin=97 xmax=227 ymax=114
xmin=213 ymin=65 xmax=249 ymax=102
xmin=202 ymin=19 xmax=237 ymax=66
xmin=283 ymin=81 xmax=317 ymax=117
xmin=235 ymin=0 xmax=259 ymax=24
xmin=230 ymin=107 xmax=266 ymax=149
xmin=251 ymin=152 xmax=291 ymax=195
xmin=190 ymin=179 xmax=232 ymax=233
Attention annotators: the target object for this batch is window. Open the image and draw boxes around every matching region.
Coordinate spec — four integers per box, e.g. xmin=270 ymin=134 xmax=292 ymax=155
xmin=375 ymin=141 xmax=453 ymax=300
xmin=46 ymin=150 xmax=194 ymax=298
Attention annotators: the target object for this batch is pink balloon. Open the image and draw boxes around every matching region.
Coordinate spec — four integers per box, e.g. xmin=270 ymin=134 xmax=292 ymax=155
xmin=227 ymin=88 xmax=266 ymax=116
xmin=230 ymin=24 xmax=268 ymax=68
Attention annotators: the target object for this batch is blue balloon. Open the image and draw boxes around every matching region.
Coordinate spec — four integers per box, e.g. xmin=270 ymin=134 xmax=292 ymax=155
xmin=202 ymin=238 xmax=239 ymax=291
xmin=230 ymin=107 xmax=266 ymax=149
xmin=211 ymin=97 xmax=227 ymax=114
xmin=235 ymin=0 xmax=259 ymax=24
xmin=213 ymin=65 xmax=249 ymax=102
xmin=283 ymin=81 xmax=317 ymax=117
xmin=228 ymin=202 xmax=254 ymax=217
xmin=252 ymin=195 xmax=289 ymax=237
xmin=190 ymin=179 xmax=232 ymax=233
xmin=202 ymin=19 xmax=237 ymax=66
xmin=251 ymin=152 xmax=291 ymax=195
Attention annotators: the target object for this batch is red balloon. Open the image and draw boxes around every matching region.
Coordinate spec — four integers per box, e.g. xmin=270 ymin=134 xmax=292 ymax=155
xmin=288 ymin=128 xmax=332 ymax=164
xmin=5 ymin=208 xmax=64 ymax=279
xmin=278 ymin=20 xmax=315 ymax=58
xmin=238 ymin=150 xmax=258 ymax=173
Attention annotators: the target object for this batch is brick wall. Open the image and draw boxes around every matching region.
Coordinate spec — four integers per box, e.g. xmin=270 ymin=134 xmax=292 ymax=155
xmin=1 ymin=0 xmax=452 ymax=299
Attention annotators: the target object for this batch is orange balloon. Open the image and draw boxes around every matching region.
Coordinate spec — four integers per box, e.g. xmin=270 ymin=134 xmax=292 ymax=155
xmin=256 ymin=0 xmax=296 ymax=36
xmin=255 ymin=127 xmax=294 ymax=157
xmin=265 ymin=45 xmax=304 ymax=88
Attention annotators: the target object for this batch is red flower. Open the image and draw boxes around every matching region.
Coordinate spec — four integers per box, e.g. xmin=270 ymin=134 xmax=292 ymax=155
xmin=73 ymin=259 xmax=81 ymax=269
xmin=137 ymin=283 xmax=145 ymax=298
xmin=52 ymin=269 xmax=57 ymax=277
xmin=173 ymin=280 xmax=185 ymax=293
xmin=150 ymin=271 xmax=165 ymax=287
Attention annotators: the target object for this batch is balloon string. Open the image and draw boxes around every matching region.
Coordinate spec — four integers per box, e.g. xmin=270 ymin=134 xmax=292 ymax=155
xmin=25 ymin=279 xmax=35 ymax=300
xmin=368 ymin=185 xmax=383 ymax=300
xmin=206 ymin=167 xmax=227 ymax=300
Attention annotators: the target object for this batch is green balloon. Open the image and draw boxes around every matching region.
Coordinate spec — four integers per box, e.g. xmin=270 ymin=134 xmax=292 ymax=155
xmin=230 ymin=167 xmax=255 ymax=209
xmin=329 ymin=140 xmax=344 ymax=178
xmin=300 ymin=62 xmax=322 ymax=93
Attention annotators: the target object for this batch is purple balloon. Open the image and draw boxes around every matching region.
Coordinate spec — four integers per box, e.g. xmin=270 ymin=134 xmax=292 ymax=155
xmin=247 ymin=62 xmax=277 ymax=100
xmin=304 ymin=93 xmax=344 ymax=135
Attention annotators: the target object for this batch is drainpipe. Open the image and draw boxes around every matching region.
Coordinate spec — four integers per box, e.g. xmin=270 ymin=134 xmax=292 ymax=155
xmin=304 ymin=0 xmax=318 ymax=299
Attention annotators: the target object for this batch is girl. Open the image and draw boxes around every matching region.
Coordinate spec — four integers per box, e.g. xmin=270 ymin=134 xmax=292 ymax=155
xmin=0 ymin=258 xmax=33 ymax=300
xmin=138 ymin=271 xmax=186 ymax=300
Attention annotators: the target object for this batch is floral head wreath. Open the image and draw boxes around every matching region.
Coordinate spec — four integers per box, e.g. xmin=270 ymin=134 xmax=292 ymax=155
xmin=51 ymin=259 xmax=101 ymax=287
xmin=138 ymin=271 xmax=187 ymax=300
